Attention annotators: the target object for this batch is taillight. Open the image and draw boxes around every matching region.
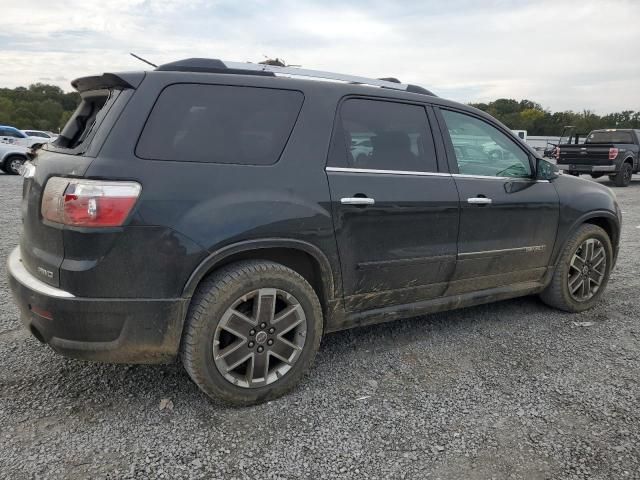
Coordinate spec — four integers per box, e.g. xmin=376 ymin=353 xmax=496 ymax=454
xmin=42 ymin=178 xmax=141 ymax=227
xmin=554 ymin=147 xmax=560 ymax=159
xmin=608 ymin=147 xmax=619 ymax=160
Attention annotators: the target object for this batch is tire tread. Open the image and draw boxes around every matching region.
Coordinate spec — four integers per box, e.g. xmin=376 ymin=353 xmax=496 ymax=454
xmin=540 ymin=224 xmax=612 ymax=312
xmin=180 ymin=260 xmax=323 ymax=405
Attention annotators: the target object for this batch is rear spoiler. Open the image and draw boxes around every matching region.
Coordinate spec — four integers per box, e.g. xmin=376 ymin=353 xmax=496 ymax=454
xmin=71 ymin=72 xmax=145 ymax=93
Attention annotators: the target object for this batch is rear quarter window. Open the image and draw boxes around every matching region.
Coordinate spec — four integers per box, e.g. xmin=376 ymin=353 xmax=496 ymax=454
xmin=136 ymin=84 xmax=304 ymax=165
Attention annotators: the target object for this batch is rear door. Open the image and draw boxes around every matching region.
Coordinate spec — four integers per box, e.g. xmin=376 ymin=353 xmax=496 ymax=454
xmin=436 ymin=107 xmax=559 ymax=295
xmin=326 ymin=98 xmax=459 ymax=312
xmin=0 ymin=127 xmax=25 ymax=146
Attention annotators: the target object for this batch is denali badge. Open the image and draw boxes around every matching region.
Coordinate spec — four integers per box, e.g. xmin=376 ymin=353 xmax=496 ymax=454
xmin=37 ymin=267 xmax=54 ymax=279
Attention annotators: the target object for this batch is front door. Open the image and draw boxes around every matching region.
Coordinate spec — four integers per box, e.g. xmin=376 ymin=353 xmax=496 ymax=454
xmin=326 ymin=98 xmax=459 ymax=311
xmin=436 ymin=107 xmax=559 ymax=295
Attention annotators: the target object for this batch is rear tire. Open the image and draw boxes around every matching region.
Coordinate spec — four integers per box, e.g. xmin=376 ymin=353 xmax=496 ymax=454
xmin=540 ymin=224 xmax=612 ymax=313
xmin=613 ymin=162 xmax=632 ymax=187
xmin=181 ymin=260 xmax=323 ymax=405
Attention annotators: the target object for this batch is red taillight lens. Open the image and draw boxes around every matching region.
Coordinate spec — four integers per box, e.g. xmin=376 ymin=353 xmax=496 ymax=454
xmin=609 ymin=147 xmax=619 ymax=160
xmin=42 ymin=178 xmax=141 ymax=227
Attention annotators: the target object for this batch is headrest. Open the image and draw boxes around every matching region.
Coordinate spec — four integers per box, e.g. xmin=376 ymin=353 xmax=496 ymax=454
xmin=372 ymin=131 xmax=411 ymax=151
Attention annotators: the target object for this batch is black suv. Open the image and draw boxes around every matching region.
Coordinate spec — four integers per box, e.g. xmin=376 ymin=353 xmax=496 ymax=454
xmin=8 ymin=59 xmax=621 ymax=405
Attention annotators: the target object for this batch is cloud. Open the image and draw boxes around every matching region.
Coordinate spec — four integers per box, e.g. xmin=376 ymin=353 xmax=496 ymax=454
xmin=0 ymin=0 xmax=638 ymax=113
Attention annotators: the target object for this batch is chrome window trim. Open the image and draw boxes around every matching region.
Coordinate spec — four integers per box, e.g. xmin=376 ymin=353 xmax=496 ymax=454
xmin=453 ymin=173 xmax=550 ymax=183
xmin=325 ymin=167 xmax=550 ymax=182
xmin=325 ymin=167 xmax=451 ymax=177
xmin=453 ymin=173 xmax=510 ymax=180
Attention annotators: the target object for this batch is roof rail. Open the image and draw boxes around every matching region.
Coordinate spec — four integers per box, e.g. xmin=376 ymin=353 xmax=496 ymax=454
xmin=155 ymin=58 xmax=436 ymax=96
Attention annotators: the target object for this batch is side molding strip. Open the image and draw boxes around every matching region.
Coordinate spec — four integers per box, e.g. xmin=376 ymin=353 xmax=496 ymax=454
xmin=459 ymin=245 xmax=546 ymax=259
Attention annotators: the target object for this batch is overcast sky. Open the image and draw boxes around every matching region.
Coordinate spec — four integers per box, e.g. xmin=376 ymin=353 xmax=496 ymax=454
xmin=1 ymin=0 xmax=638 ymax=113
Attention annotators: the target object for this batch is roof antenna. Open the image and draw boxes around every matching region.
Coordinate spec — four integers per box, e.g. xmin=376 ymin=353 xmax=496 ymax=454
xmin=130 ymin=52 xmax=157 ymax=68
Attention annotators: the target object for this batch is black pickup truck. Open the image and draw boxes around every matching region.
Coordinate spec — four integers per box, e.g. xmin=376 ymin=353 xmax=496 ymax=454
xmin=556 ymin=129 xmax=640 ymax=187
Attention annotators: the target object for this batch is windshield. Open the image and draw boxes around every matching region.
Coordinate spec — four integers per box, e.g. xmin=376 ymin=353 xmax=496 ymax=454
xmin=586 ymin=131 xmax=633 ymax=144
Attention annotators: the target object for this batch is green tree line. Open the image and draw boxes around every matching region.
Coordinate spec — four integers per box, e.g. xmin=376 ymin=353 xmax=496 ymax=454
xmin=1 ymin=83 xmax=639 ymax=136
xmin=470 ymin=99 xmax=640 ymax=136
xmin=0 ymin=83 xmax=80 ymax=132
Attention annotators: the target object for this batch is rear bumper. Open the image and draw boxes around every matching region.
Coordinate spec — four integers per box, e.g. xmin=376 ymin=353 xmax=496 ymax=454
xmin=7 ymin=247 xmax=187 ymax=364
xmin=557 ymin=164 xmax=616 ymax=173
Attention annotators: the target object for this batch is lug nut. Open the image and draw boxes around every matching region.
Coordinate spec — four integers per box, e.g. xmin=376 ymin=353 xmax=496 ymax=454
xmin=249 ymin=329 xmax=256 ymax=336
xmin=248 ymin=341 xmax=255 ymax=348
xmin=257 ymin=346 xmax=264 ymax=353
xmin=267 ymin=339 xmax=274 ymax=346
xmin=268 ymin=327 xmax=275 ymax=334
xmin=260 ymin=322 xmax=267 ymax=329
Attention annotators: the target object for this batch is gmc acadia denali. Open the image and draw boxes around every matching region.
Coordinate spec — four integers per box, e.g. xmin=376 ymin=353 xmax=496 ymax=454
xmin=7 ymin=59 xmax=621 ymax=405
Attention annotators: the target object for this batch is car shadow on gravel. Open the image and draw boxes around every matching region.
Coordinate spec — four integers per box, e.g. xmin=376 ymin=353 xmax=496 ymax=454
xmin=7 ymin=294 xmax=558 ymax=411
xmin=592 ymin=175 xmax=640 ymax=188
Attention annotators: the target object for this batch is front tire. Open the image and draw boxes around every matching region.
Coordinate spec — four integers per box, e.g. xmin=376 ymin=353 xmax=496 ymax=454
xmin=181 ymin=260 xmax=323 ymax=405
xmin=540 ymin=224 xmax=612 ymax=312
xmin=4 ymin=155 xmax=24 ymax=175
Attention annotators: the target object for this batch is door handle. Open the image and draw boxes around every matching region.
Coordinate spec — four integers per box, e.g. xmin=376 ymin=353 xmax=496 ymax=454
xmin=341 ymin=197 xmax=375 ymax=206
xmin=467 ymin=197 xmax=492 ymax=205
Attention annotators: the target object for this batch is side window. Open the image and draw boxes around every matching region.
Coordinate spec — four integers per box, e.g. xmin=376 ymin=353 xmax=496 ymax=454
xmin=136 ymin=84 xmax=303 ymax=165
xmin=1 ymin=128 xmax=18 ymax=138
xmin=440 ymin=109 xmax=532 ymax=178
xmin=8 ymin=129 xmax=24 ymax=138
xmin=333 ymin=98 xmax=437 ymax=172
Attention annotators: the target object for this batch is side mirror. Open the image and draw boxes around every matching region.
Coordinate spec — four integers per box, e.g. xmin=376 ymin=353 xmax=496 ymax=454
xmin=536 ymin=157 xmax=560 ymax=180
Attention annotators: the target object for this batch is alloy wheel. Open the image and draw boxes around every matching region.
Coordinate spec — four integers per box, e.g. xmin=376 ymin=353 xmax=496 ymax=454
xmin=212 ymin=288 xmax=307 ymax=388
xmin=9 ymin=158 xmax=23 ymax=174
xmin=568 ymin=238 xmax=606 ymax=302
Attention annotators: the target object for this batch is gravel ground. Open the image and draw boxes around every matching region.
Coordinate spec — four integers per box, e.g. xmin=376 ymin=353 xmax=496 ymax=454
xmin=1 ymin=171 xmax=639 ymax=480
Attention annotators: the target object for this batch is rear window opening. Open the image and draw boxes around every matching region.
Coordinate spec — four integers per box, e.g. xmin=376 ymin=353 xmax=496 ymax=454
xmin=54 ymin=89 xmax=120 ymax=150
xmin=586 ymin=131 xmax=633 ymax=144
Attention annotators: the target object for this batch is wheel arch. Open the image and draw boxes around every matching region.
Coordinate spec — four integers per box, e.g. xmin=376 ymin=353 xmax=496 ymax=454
xmin=182 ymin=238 xmax=336 ymax=308
xmin=553 ymin=211 xmax=620 ymax=267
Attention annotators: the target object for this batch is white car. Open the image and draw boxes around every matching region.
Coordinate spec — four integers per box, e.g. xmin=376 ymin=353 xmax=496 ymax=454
xmin=0 ymin=125 xmax=47 ymax=148
xmin=0 ymin=142 xmax=32 ymax=175
xmin=22 ymin=129 xmax=58 ymax=143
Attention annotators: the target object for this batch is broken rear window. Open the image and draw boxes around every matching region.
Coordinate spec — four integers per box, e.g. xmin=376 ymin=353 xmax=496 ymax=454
xmin=53 ymin=89 xmax=121 ymax=151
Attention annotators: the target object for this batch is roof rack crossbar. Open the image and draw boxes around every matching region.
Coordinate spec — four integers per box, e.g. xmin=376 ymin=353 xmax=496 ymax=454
xmin=222 ymin=61 xmax=410 ymax=92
